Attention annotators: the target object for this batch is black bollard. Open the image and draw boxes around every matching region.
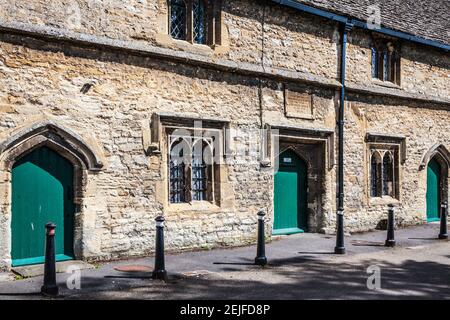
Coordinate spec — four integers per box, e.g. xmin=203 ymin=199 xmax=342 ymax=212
xmin=41 ymin=222 xmax=59 ymax=296
xmin=334 ymin=208 xmax=346 ymax=254
xmin=254 ymin=211 xmax=267 ymax=266
xmin=152 ymin=215 xmax=168 ymax=281
xmin=385 ymin=204 xmax=396 ymax=247
xmin=439 ymin=201 xmax=448 ymax=240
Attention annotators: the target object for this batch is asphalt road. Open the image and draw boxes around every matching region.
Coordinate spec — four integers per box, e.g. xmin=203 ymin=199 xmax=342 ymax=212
xmin=0 ymin=223 xmax=448 ymax=299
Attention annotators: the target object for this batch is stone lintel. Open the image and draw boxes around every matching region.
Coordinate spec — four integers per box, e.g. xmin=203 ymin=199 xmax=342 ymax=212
xmin=265 ymin=123 xmax=335 ymax=169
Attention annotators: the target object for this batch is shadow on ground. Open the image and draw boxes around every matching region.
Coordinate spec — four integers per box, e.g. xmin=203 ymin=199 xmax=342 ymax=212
xmin=60 ymin=258 xmax=450 ymax=300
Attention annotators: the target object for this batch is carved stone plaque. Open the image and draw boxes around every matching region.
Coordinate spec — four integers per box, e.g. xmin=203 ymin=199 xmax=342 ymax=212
xmin=284 ymin=88 xmax=313 ymax=119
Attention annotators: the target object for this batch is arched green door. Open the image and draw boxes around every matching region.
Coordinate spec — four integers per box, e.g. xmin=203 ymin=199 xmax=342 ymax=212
xmin=11 ymin=147 xmax=75 ymax=266
xmin=426 ymin=158 xmax=441 ymax=222
xmin=273 ymin=149 xmax=307 ymax=235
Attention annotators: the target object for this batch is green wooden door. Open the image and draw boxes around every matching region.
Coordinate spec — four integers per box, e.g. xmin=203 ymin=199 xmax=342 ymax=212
xmin=11 ymin=147 xmax=75 ymax=266
xmin=426 ymin=158 xmax=441 ymax=222
xmin=273 ymin=149 xmax=307 ymax=235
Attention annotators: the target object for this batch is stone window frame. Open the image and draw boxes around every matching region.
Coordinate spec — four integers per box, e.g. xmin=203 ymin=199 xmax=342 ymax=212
xmin=365 ymin=133 xmax=406 ymax=204
xmin=168 ymin=129 xmax=216 ymax=204
xmin=370 ymin=149 xmax=395 ymax=198
xmin=164 ymin=0 xmax=223 ymax=47
xmin=147 ymin=112 xmax=232 ymax=212
xmin=370 ymin=35 xmax=401 ymax=85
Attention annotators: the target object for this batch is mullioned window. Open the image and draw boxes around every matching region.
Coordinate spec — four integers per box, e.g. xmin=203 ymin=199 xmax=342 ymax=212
xmin=371 ymin=37 xmax=401 ymax=84
xmin=168 ymin=0 xmax=221 ymax=46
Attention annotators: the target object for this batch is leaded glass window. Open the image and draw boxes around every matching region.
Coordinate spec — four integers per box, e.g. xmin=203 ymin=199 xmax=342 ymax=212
xmin=371 ymin=39 xmax=400 ymax=84
xmin=371 ymin=47 xmax=378 ymax=79
xmin=168 ymin=0 xmax=221 ymax=45
xmin=382 ymin=152 xmax=394 ymax=196
xmin=382 ymin=49 xmax=390 ymax=81
xmin=371 ymin=151 xmax=382 ymax=197
xmin=370 ymin=149 xmax=397 ymax=199
xmin=169 ymin=138 xmax=188 ymax=203
xmin=191 ymin=139 xmax=212 ymax=201
xmin=170 ymin=0 xmax=187 ymax=40
xmin=193 ymin=0 xmax=207 ymax=44
xmin=192 ymin=158 xmax=207 ymax=200
xmin=170 ymin=160 xmax=186 ymax=203
xmin=168 ymin=133 xmax=215 ymax=204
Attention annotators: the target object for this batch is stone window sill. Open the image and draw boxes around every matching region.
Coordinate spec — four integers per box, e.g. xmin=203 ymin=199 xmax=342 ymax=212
xmin=166 ymin=201 xmax=221 ymax=213
xmin=155 ymin=33 xmax=227 ymax=56
xmin=371 ymin=78 xmax=401 ymax=90
xmin=369 ymin=196 xmax=400 ymax=206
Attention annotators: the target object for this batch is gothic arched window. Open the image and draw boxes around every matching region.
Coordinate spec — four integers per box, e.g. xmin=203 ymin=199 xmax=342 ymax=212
xmin=371 ymin=151 xmax=382 ymax=197
xmin=370 ymin=148 xmax=398 ymax=199
xmin=169 ymin=137 xmax=190 ymax=203
xmin=169 ymin=133 xmax=215 ymax=204
xmin=169 ymin=0 xmax=187 ymax=40
xmin=382 ymin=152 xmax=394 ymax=197
xmin=371 ymin=39 xmax=400 ymax=84
xmin=192 ymin=139 xmax=213 ymax=200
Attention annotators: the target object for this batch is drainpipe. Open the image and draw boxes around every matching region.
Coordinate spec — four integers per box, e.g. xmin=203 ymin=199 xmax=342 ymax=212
xmin=335 ymin=22 xmax=353 ymax=255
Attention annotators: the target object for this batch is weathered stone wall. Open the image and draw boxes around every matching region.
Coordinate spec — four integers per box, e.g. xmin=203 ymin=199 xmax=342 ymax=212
xmin=346 ymin=29 xmax=450 ymax=100
xmin=0 ymin=0 xmax=160 ymax=44
xmin=0 ymin=34 xmax=270 ymax=265
xmin=2 ymin=0 xmax=448 ymax=97
xmin=224 ymin=1 xmax=340 ymax=78
xmin=341 ymin=94 xmax=450 ymax=233
xmin=0 ymin=0 xmax=341 ymax=79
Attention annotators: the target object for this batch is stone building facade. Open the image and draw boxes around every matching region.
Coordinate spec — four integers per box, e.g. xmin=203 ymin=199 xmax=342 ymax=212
xmin=0 ymin=0 xmax=448 ymax=268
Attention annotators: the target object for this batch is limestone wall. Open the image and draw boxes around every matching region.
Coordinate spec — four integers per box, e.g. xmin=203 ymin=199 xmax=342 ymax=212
xmin=1 ymin=0 xmax=448 ymax=98
xmin=0 ymin=35 xmax=268 ymax=263
xmin=346 ymin=29 xmax=450 ymax=100
xmin=341 ymin=94 xmax=450 ymax=233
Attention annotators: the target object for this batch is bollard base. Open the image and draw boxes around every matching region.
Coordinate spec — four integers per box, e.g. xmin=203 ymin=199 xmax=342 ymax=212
xmin=254 ymin=256 xmax=267 ymax=266
xmin=385 ymin=240 xmax=396 ymax=247
xmin=41 ymin=285 xmax=59 ymax=297
xmin=334 ymin=247 xmax=346 ymax=254
xmin=438 ymin=234 xmax=448 ymax=240
xmin=152 ymin=269 xmax=168 ymax=281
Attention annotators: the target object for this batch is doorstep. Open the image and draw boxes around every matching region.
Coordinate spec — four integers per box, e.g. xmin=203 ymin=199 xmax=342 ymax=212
xmin=12 ymin=260 xmax=95 ymax=278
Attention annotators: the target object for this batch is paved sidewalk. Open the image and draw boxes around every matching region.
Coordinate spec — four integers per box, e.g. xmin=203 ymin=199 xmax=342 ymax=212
xmin=0 ymin=222 xmax=448 ymax=299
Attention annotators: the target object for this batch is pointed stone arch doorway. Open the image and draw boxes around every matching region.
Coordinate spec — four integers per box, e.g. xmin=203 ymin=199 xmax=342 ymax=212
xmin=421 ymin=144 xmax=450 ymax=223
xmin=0 ymin=120 xmax=104 ymax=268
